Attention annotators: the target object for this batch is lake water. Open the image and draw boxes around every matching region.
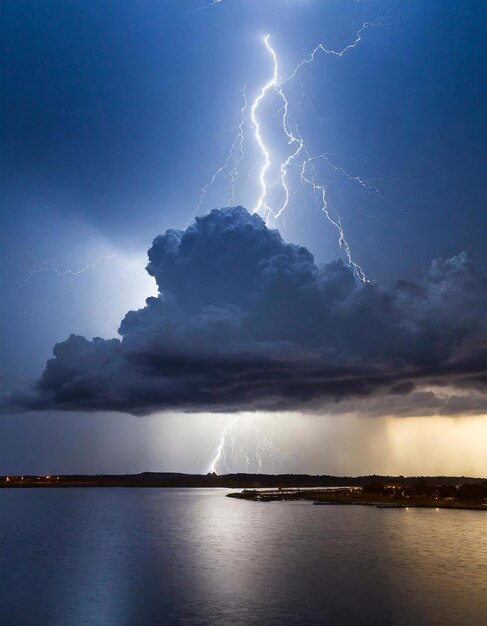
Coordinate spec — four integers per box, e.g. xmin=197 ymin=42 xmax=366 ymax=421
xmin=1 ymin=488 xmax=486 ymax=625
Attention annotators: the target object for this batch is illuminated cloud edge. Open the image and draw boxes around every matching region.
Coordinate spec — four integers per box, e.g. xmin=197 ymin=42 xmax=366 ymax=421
xmin=6 ymin=206 xmax=487 ymax=417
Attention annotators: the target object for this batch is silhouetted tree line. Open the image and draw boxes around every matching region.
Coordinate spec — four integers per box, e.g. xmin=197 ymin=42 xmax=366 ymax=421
xmin=363 ymin=481 xmax=487 ymax=501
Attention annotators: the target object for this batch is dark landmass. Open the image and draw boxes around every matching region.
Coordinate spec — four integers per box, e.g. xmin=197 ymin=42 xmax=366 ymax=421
xmin=3 ymin=472 xmax=486 ymax=509
xmin=228 ymin=481 xmax=487 ymax=510
xmin=1 ymin=472 xmax=486 ymax=489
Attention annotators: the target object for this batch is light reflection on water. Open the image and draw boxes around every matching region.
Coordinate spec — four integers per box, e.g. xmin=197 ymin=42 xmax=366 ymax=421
xmin=1 ymin=488 xmax=486 ymax=625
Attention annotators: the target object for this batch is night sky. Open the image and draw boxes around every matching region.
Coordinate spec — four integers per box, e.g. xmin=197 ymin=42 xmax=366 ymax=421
xmin=1 ymin=0 xmax=486 ymax=475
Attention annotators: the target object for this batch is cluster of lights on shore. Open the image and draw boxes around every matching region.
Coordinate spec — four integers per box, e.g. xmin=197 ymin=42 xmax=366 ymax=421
xmin=4 ymin=476 xmax=60 ymax=481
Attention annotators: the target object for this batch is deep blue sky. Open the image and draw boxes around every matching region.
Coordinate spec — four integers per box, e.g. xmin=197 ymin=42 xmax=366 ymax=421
xmin=1 ymin=0 xmax=486 ymax=473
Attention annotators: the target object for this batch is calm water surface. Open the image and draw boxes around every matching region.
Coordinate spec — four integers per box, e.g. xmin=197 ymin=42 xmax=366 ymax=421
xmin=1 ymin=488 xmax=486 ymax=625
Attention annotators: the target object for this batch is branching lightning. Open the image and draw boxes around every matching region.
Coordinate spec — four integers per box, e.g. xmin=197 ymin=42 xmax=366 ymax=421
xmin=14 ymin=255 xmax=116 ymax=294
xmin=300 ymin=158 xmax=368 ymax=282
xmin=253 ymin=31 xmax=381 ymax=280
xmin=195 ymin=88 xmax=248 ymax=216
xmin=250 ymin=34 xmax=279 ymax=219
xmin=196 ymin=22 xmax=389 ymax=280
xmin=228 ymin=88 xmax=248 ymax=203
xmin=199 ymin=18 xmax=399 ymax=469
xmin=280 ymin=19 xmax=382 ymax=85
xmin=206 ymin=415 xmax=287 ymax=474
xmin=190 ymin=0 xmax=222 ymax=13
xmin=12 ymin=253 xmax=154 ymax=339
xmin=207 ymin=417 xmax=239 ymax=474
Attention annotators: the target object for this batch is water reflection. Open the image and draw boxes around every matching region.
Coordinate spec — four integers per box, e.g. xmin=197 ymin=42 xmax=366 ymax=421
xmin=0 ymin=489 xmax=486 ymax=625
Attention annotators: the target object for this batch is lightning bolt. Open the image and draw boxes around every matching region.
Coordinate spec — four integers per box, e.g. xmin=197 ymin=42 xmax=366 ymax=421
xmin=274 ymin=76 xmax=305 ymax=221
xmin=202 ymin=18 xmax=401 ymax=471
xmin=280 ymin=19 xmax=382 ymax=85
xmin=14 ymin=255 xmax=116 ymax=295
xmin=206 ymin=415 xmax=287 ymax=474
xmin=250 ymin=34 xmax=279 ymax=219
xmin=194 ymin=22 xmax=387 ymax=283
xmin=195 ymin=88 xmax=248 ymax=216
xmin=190 ymin=0 xmax=223 ymax=13
xmin=312 ymin=153 xmax=386 ymax=199
xmin=207 ymin=416 xmax=239 ymax=474
xmin=250 ymin=33 xmax=370 ymax=280
xmin=228 ymin=87 xmax=248 ymax=203
xmin=12 ymin=253 xmax=152 ymax=339
xmin=300 ymin=158 xmax=368 ymax=282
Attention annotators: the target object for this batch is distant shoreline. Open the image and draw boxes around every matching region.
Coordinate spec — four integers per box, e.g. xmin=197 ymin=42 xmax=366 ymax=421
xmin=1 ymin=472 xmax=486 ymax=489
xmin=4 ymin=473 xmax=486 ymax=509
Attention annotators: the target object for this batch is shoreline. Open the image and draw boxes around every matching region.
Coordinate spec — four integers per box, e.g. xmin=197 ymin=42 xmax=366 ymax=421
xmin=227 ymin=488 xmax=487 ymax=511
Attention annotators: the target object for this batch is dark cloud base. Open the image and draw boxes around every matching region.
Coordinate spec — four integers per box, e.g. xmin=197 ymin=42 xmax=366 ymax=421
xmin=6 ymin=207 xmax=487 ymax=416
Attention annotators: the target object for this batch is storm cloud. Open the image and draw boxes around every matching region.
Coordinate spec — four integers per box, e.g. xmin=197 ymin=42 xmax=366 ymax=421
xmin=7 ymin=207 xmax=487 ymax=416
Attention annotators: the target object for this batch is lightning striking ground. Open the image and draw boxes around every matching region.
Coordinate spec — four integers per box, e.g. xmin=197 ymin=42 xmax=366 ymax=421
xmin=207 ymin=417 xmax=238 ymax=474
xmin=206 ymin=415 xmax=287 ymax=474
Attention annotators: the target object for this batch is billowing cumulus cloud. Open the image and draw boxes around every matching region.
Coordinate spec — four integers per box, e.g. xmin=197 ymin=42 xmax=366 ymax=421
xmin=6 ymin=207 xmax=487 ymax=416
